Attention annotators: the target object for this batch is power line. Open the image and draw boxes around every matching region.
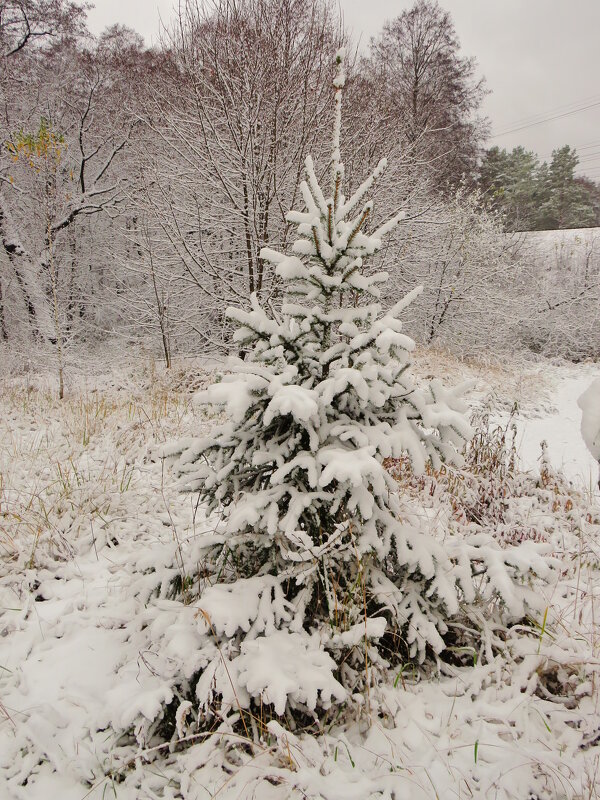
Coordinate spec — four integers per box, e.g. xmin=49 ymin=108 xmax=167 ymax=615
xmin=490 ymin=99 xmax=600 ymax=139
xmin=538 ymin=153 xmax=600 ymax=165
xmin=488 ymin=139 xmax=600 ymax=162
xmin=537 ymin=140 xmax=600 ymax=161
xmin=577 ymin=139 xmax=600 ymax=151
xmin=491 ymin=93 xmax=600 ymax=133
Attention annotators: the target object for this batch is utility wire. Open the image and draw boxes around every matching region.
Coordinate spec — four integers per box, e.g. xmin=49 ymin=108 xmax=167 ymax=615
xmin=490 ymin=92 xmax=600 ymax=132
xmin=576 ymin=139 xmax=600 ymax=151
xmin=537 ymin=140 xmax=600 ymax=161
xmin=491 ymin=100 xmax=600 ymax=139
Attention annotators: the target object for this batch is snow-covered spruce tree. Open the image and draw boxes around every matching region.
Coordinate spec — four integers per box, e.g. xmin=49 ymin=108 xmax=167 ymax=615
xmin=164 ymin=51 xmax=554 ymax=726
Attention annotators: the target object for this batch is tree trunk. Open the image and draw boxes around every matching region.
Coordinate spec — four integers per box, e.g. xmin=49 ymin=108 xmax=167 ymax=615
xmin=242 ymin=173 xmax=255 ymax=295
xmin=0 ymin=202 xmax=42 ymax=337
xmin=0 ymin=276 xmax=7 ymax=341
xmin=66 ymin=229 xmax=77 ymax=334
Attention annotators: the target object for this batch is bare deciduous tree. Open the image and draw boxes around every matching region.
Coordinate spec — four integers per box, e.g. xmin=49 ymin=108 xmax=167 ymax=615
xmin=137 ymin=0 xmax=344 ymax=350
xmin=0 ymin=0 xmax=85 ymax=58
xmin=365 ymin=0 xmax=487 ymax=191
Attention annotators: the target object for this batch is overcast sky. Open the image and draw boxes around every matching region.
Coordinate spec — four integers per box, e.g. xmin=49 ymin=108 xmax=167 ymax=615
xmin=86 ymin=1 xmax=600 ymax=179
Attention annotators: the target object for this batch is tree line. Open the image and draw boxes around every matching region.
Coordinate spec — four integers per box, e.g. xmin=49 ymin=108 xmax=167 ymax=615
xmin=0 ymin=0 xmax=599 ymax=379
xmin=479 ymin=144 xmax=600 ymax=232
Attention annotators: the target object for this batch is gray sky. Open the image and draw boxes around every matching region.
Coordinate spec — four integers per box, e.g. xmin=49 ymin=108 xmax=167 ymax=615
xmin=86 ymin=1 xmax=600 ymax=179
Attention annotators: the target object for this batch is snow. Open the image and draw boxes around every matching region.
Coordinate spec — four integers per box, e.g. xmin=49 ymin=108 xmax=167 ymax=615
xmin=317 ymin=444 xmax=381 ymax=488
xmin=197 ymin=576 xmax=293 ymax=638
xmin=578 ymin=377 xmax=600 ymax=461
xmin=510 ymin=366 xmax=600 ymax=490
xmin=235 ymin=630 xmax=347 ymax=715
xmin=1 ymin=359 xmax=599 ymax=799
xmin=523 ymin=225 xmax=599 ymax=251
xmin=264 ymin=382 xmax=319 ymax=425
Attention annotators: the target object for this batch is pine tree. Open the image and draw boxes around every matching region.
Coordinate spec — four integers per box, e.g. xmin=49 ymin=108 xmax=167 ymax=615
xmin=478 ymin=145 xmax=541 ymax=231
xmin=164 ymin=50 xmax=553 ymax=726
xmin=537 ymin=146 xmax=596 ymax=230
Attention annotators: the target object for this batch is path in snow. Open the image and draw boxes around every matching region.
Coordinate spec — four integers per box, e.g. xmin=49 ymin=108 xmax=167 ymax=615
xmin=514 ymin=368 xmax=600 ymax=491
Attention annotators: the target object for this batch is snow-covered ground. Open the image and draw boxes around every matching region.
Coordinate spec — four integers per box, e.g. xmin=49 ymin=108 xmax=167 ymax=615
xmin=514 ymin=365 xmax=600 ymax=490
xmin=1 ymin=358 xmax=599 ymax=799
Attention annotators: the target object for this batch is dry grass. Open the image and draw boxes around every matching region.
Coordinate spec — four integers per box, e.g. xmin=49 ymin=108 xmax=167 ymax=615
xmin=0 ymin=364 xmax=211 ymax=567
xmin=413 ymin=344 xmax=554 ymax=413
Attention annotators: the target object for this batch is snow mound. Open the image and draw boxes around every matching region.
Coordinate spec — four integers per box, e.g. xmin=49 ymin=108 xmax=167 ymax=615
xmin=578 ymin=378 xmax=600 ymax=461
xmin=235 ymin=630 xmax=347 ymax=715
